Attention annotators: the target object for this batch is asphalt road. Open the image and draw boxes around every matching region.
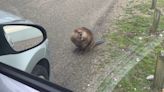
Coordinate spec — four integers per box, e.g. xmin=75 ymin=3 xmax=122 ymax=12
xmin=0 ymin=0 xmax=115 ymax=91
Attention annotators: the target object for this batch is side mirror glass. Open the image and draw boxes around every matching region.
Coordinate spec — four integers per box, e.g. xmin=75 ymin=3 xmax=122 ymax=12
xmin=3 ymin=25 xmax=43 ymax=51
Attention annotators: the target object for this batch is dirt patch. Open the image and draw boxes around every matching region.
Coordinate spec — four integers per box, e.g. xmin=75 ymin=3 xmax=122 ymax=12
xmin=86 ymin=0 xmax=128 ymax=92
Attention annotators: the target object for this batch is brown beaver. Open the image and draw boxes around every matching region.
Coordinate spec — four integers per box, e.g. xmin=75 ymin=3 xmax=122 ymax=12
xmin=71 ymin=27 xmax=104 ymax=51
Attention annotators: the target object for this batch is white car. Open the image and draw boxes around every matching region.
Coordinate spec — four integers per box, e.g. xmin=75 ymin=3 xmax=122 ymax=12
xmin=0 ymin=10 xmax=53 ymax=81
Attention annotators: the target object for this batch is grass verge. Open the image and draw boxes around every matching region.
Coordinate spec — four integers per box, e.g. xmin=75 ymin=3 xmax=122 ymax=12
xmin=111 ymin=0 xmax=164 ymax=92
xmin=95 ymin=0 xmax=164 ymax=92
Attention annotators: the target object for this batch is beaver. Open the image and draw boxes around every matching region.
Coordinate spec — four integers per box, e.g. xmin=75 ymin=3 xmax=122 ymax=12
xmin=71 ymin=27 xmax=104 ymax=51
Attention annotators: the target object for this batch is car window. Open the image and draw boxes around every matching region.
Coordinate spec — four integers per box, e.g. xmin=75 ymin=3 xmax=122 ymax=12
xmin=0 ymin=73 xmax=39 ymax=92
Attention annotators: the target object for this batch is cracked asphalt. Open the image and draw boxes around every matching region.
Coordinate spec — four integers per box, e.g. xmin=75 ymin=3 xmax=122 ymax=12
xmin=0 ymin=0 xmax=116 ymax=91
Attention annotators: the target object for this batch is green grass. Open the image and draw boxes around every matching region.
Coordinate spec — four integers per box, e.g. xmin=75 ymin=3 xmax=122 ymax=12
xmin=117 ymin=16 xmax=152 ymax=33
xmin=133 ymin=3 xmax=151 ymax=14
xmin=104 ymin=0 xmax=164 ymax=92
xmin=113 ymin=54 xmax=156 ymax=92
xmin=106 ymin=0 xmax=164 ymax=58
xmin=157 ymin=0 xmax=164 ymax=8
xmin=159 ymin=16 xmax=164 ymax=31
xmin=113 ymin=44 xmax=164 ymax=92
xmin=106 ymin=15 xmax=153 ymax=49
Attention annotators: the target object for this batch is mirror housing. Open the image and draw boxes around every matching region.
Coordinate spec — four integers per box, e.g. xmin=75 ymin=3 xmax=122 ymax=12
xmin=0 ymin=24 xmax=47 ymax=55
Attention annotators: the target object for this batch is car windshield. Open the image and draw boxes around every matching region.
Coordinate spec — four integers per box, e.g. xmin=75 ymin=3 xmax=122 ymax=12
xmin=0 ymin=0 xmax=164 ymax=92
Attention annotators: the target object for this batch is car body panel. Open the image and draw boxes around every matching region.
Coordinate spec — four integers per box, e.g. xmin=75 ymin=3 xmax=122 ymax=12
xmin=0 ymin=10 xmax=32 ymax=24
xmin=0 ymin=40 xmax=47 ymax=72
xmin=0 ymin=10 xmax=54 ymax=81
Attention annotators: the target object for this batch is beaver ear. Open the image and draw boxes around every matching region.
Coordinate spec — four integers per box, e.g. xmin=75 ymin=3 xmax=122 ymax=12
xmin=81 ymin=27 xmax=89 ymax=31
xmin=74 ymin=29 xmax=78 ymax=32
xmin=81 ymin=27 xmax=86 ymax=29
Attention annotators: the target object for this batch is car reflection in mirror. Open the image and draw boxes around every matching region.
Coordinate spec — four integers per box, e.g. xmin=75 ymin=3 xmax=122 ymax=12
xmin=3 ymin=25 xmax=43 ymax=51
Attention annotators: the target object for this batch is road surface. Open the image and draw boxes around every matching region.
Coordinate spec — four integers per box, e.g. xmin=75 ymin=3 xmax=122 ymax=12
xmin=0 ymin=0 xmax=116 ymax=91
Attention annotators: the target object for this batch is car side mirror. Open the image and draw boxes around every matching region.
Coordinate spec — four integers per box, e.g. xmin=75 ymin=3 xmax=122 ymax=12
xmin=1 ymin=24 xmax=46 ymax=52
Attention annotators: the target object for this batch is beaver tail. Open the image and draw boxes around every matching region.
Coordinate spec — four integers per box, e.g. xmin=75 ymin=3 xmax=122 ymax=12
xmin=94 ymin=40 xmax=105 ymax=47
